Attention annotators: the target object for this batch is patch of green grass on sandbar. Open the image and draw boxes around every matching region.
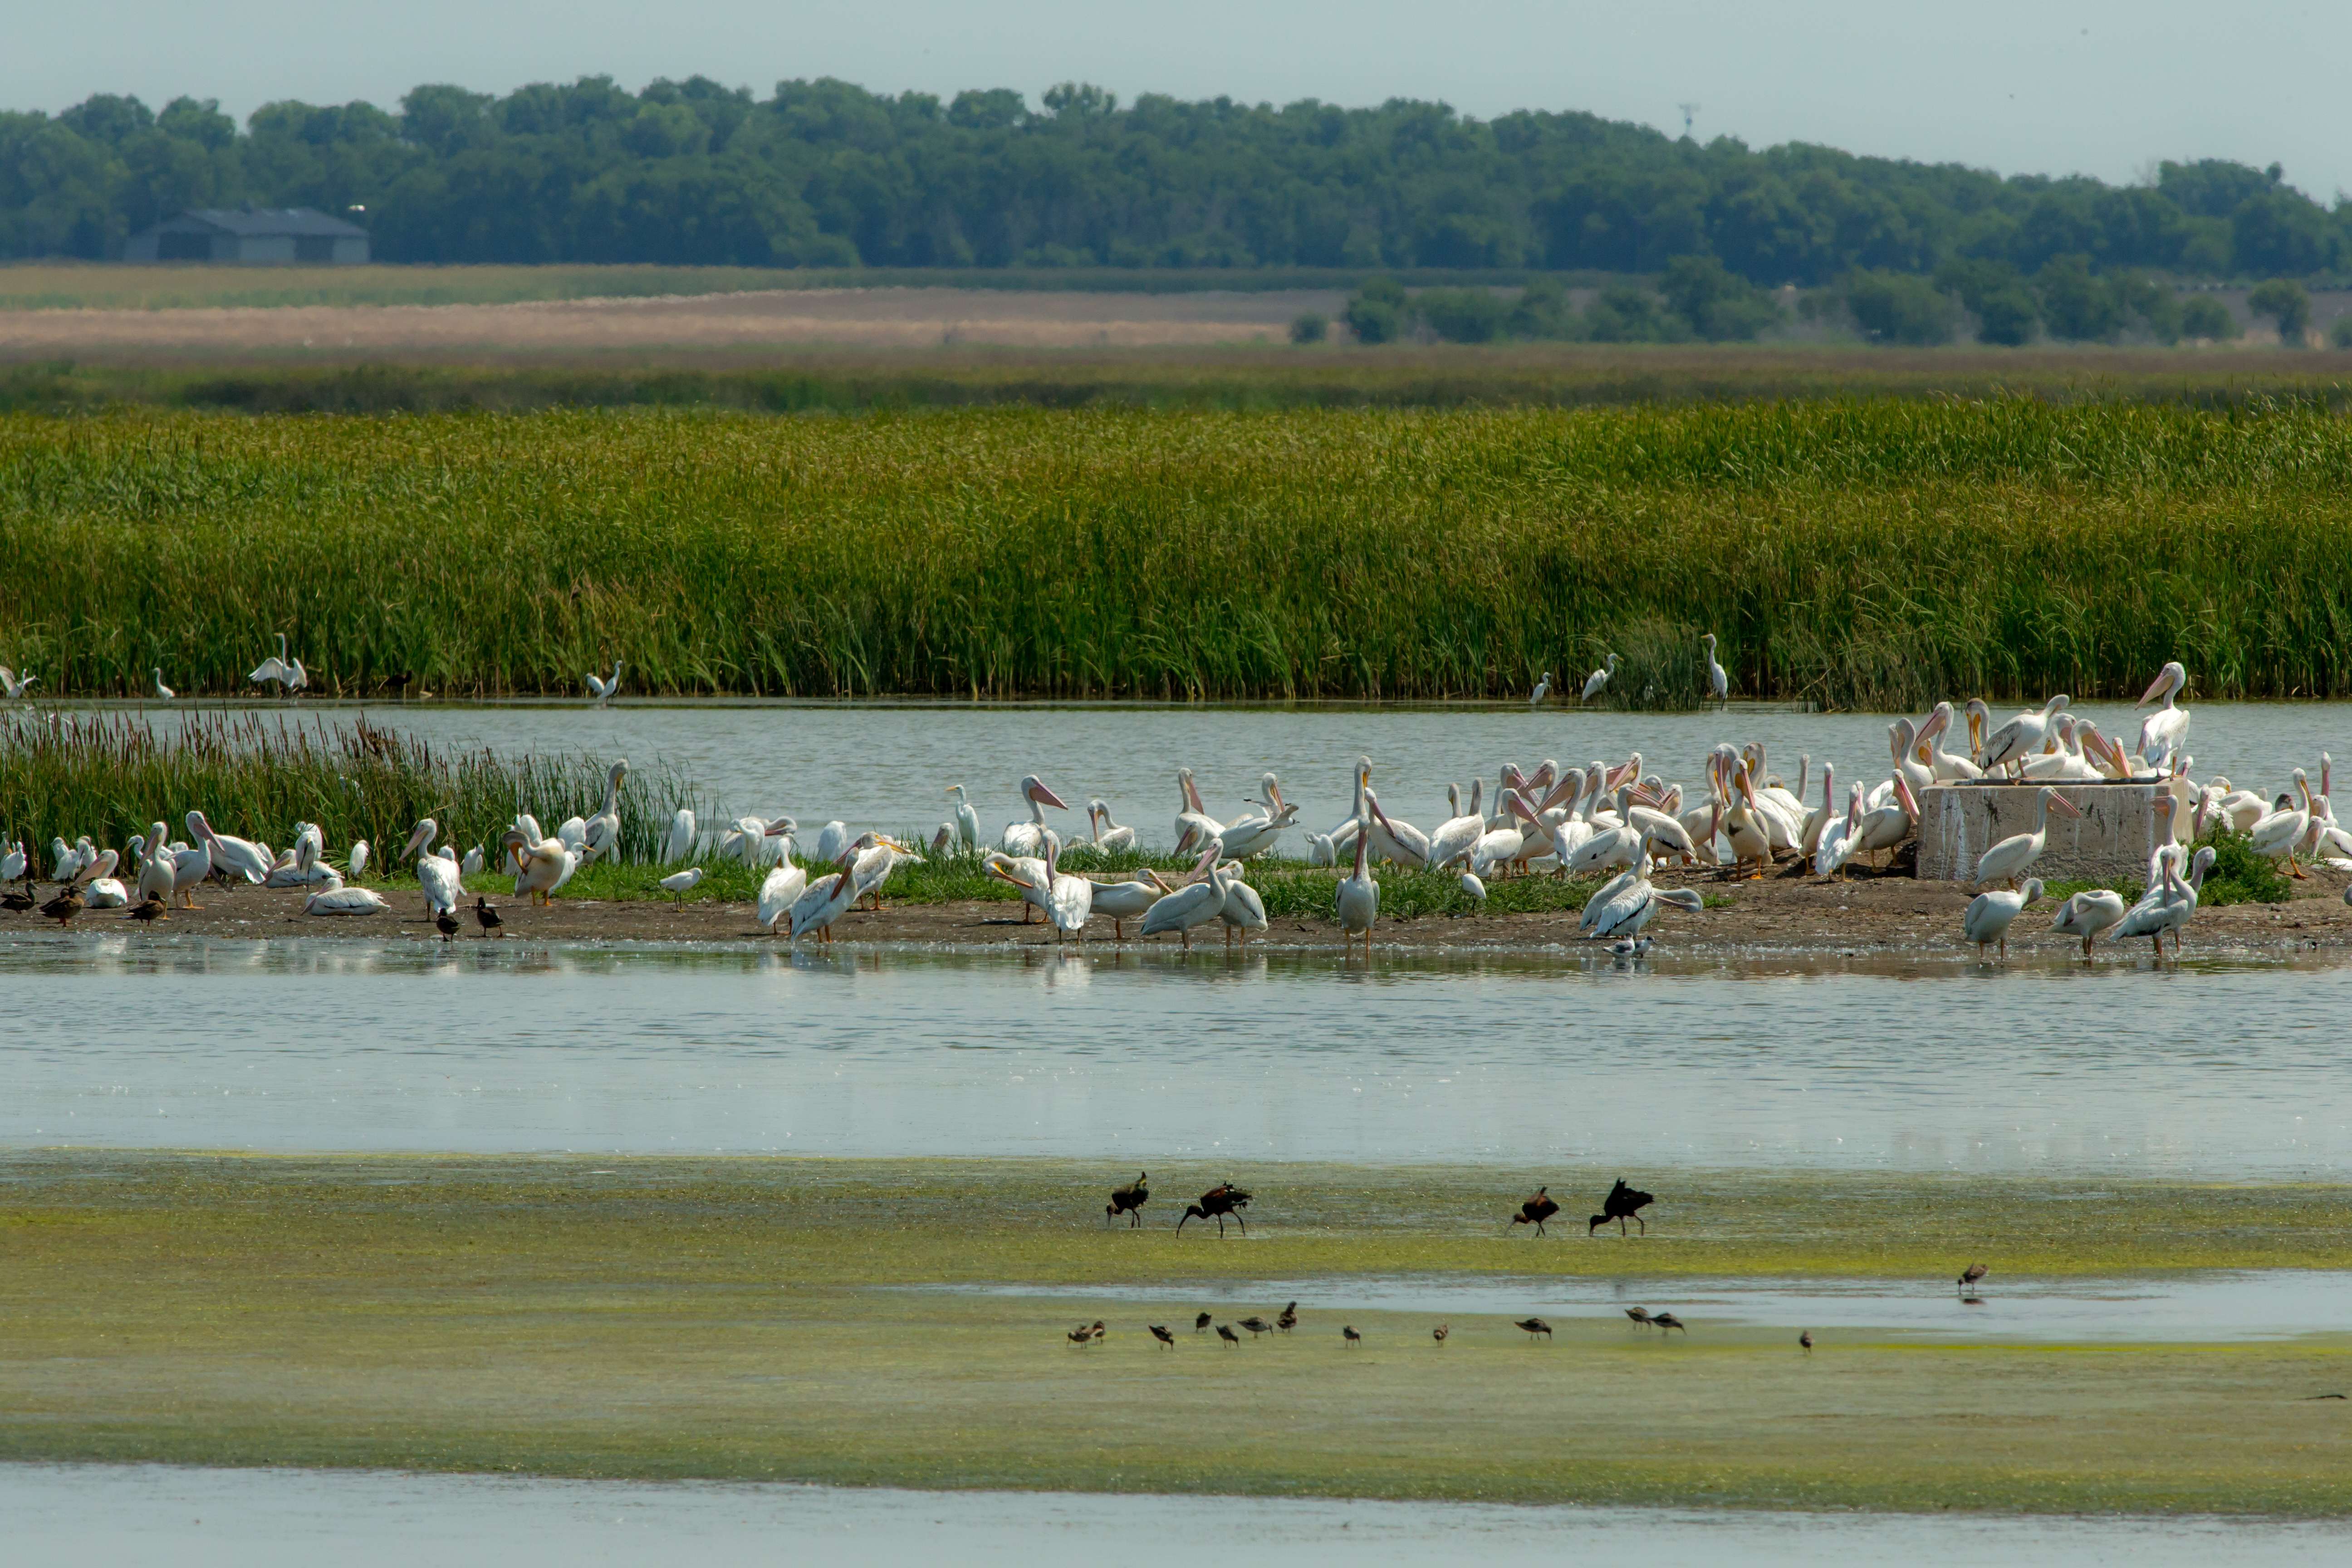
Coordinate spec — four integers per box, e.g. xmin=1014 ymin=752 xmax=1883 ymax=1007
xmin=5 ymin=1152 xmax=2352 ymax=1510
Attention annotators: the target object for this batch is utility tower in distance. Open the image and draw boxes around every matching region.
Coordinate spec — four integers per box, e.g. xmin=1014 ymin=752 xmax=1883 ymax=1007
xmin=1677 ymin=103 xmax=1700 ymax=138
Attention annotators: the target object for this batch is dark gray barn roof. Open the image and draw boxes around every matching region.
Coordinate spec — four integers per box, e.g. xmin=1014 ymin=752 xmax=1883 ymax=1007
xmin=160 ymin=207 xmax=369 ymax=239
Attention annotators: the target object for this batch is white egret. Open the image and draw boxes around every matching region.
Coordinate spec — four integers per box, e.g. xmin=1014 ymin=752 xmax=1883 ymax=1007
xmin=658 ymin=867 xmax=703 ymax=906
xmin=663 ymin=809 xmax=697 ymax=865
xmin=944 ymin=785 xmax=983 ymax=852
xmin=1580 ymin=653 xmax=1617 ymax=703
xmin=580 ymin=759 xmax=627 ymax=864
xmin=585 ymin=659 xmax=623 ymax=705
xmin=347 ymin=840 xmax=369 ymax=881
xmin=1961 ymin=878 xmax=2043 ymax=960
xmin=152 ymin=668 xmax=175 ymax=701
xmin=0 ymin=840 xmax=22 ymax=882
xmin=1459 ymin=870 xmax=1487 ymax=911
xmin=0 ymin=666 xmax=35 ymax=700
xmin=1700 ymin=632 xmax=1729 ymax=705
xmin=1529 ymin=671 xmax=1552 ymax=706
xmin=248 ymin=633 xmax=307 ymax=695
xmin=460 ymin=844 xmax=485 ymax=877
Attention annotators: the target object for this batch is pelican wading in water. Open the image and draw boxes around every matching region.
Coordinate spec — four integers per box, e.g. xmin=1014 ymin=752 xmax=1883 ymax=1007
xmin=1335 ymin=816 xmax=1379 ymax=954
xmin=2050 ymin=888 xmax=2127 ymax=959
xmin=1962 ymin=878 xmax=2044 ymax=961
xmin=1139 ymin=844 xmax=1228 ymax=950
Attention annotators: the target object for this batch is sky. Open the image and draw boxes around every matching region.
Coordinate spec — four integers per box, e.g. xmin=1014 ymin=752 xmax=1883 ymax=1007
xmin=15 ymin=0 xmax=2351 ymax=199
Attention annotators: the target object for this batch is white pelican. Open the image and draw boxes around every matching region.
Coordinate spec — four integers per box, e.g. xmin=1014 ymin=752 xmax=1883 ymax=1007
xmin=1798 ymin=763 xmax=1838 ymax=857
xmin=1700 ymin=632 xmax=1729 ymax=704
xmin=135 ymin=834 xmax=177 ymax=905
xmin=1138 ymin=844 xmax=1228 ymax=950
xmin=945 ymin=785 xmax=982 ymax=851
xmin=1918 ymin=704 xmax=1983 ymax=780
xmin=663 ymin=809 xmax=696 ymax=864
xmin=502 ymin=828 xmax=573 ymax=906
xmin=49 ymin=837 xmax=77 ymax=880
xmin=152 ymin=668 xmax=175 ymax=701
xmin=1566 ymin=789 xmax=1645 ymax=879
xmin=1579 ymin=840 xmax=1707 ymax=941
xmin=1719 ymin=763 xmax=1772 ymax=879
xmin=1887 ymin=720 xmax=1936 ymax=798
xmin=788 ymin=848 xmax=864 ymax=944
xmin=2020 ymin=717 xmax=2102 ymax=782
xmin=846 ymin=833 xmax=917 ymax=911
xmin=1360 ymin=787 xmax=1429 ymax=867
xmin=167 ymin=836 xmax=212 ymax=907
xmin=304 ymin=872 xmax=389 ymax=916
xmin=1086 ymin=870 xmax=1167 ymax=941
xmin=1215 ymin=774 xmax=1297 ymax=860
xmin=1529 ymin=671 xmax=1552 ymax=705
xmin=579 ymin=760 xmax=627 ymax=864
xmin=2135 ymin=845 xmax=2217 ymax=956
xmin=1305 ymin=832 xmax=1337 ymax=866
xmin=2050 ymin=888 xmax=2128 ymax=959
xmin=1845 ymin=776 xmax=1920 ymax=872
xmin=1319 ymin=757 xmax=1375 ymax=859
xmin=1459 ymin=870 xmax=1487 ymax=910
xmin=1428 ymin=784 xmax=1486 ymax=871
xmin=186 ymin=810 xmax=269 ymax=884
xmin=460 ymin=843 xmax=485 ymax=877
xmin=555 ymin=816 xmax=588 ymax=855
xmin=1814 ymin=783 xmax=1863 ymax=878
xmin=1173 ymin=768 xmax=1224 ymax=857
xmin=813 ymin=820 xmax=852 ymax=864
xmin=1214 ymin=860 xmax=1268 ymax=951
xmin=1334 ymin=818 xmax=1379 ymax=953
xmin=585 ymin=659 xmax=623 ymax=705
xmin=0 ymin=666 xmax=35 ymax=700
xmin=1977 ymin=695 xmax=2069 ymax=776
xmin=1086 ymin=800 xmax=1137 ymax=855
xmin=1580 ymin=653 xmax=1617 ymax=704
xmin=1030 ymin=840 xmax=1095 ymax=942
xmin=755 ymin=862 xmax=806 ymax=932
xmin=0 ymin=840 xmax=22 ymax=882
xmin=986 ymin=849 xmax=1053 ymax=924
xmin=2134 ymin=661 xmax=2190 ymax=773
xmin=2248 ymin=770 xmax=2314 ymax=877
xmin=1003 ymin=775 xmax=1068 ymax=858
xmin=1973 ymin=786 xmax=2082 ymax=889
xmin=420 ymin=847 xmax=461 ymax=916
xmin=248 ymin=633 xmax=307 ymax=695
xmin=1962 ymin=878 xmax=2043 ymax=960
xmin=658 ymin=867 xmax=703 ymax=906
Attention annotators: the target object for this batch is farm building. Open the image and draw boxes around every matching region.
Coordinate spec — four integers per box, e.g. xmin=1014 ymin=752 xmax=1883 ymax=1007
xmin=123 ymin=207 xmax=370 ymax=264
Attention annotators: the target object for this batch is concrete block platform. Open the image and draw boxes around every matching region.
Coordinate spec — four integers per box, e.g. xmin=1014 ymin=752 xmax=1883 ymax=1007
xmin=1916 ymin=782 xmax=2164 ymax=884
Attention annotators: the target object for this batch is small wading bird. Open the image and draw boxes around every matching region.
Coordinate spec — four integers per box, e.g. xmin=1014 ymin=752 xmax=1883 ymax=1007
xmin=1106 ymin=1171 xmax=1149 ymax=1227
xmin=585 ymin=660 xmax=623 ymax=705
xmin=1529 ymin=671 xmax=1552 ymax=706
xmin=1515 ymin=1317 xmax=1553 ymax=1342
xmin=1701 ymin=632 xmax=1729 ymax=706
xmin=1511 ymin=1186 xmax=1560 ymax=1236
xmin=1149 ymin=1325 xmax=1176 ymax=1348
xmin=1624 ymin=1308 xmax=1652 ymax=1329
xmin=1431 ymin=1324 xmax=1450 ymax=1345
xmin=1067 ymin=1320 xmax=1104 ymax=1348
xmin=1582 ymin=652 xmax=1618 ymax=704
xmin=473 ymin=897 xmax=504 ymax=937
xmin=1800 ymin=1330 xmax=1814 ymax=1354
xmin=1194 ymin=1312 xmax=1212 ymax=1333
xmin=151 ymin=668 xmax=174 ymax=701
xmin=658 ymin=867 xmax=702 ymax=907
xmin=1276 ymin=1302 xmax=1298 ymax=1333
xmin=1238 ymin=1316 xmax=1273 ymax=1339
xmin=1216 ymin=1324 xmax=1241 ymax=1347
xmin=1590 ymin=1179 xmax=1655 ymax=1237
xmin=1177 ymin=1182 xmax=1250 ymax=1236
xmin=1651 ymin=1313 xmax=1687 ymax=1334
xmin=1343 ymin=1325 xmax=1362 ymax=1347
xmin=1958 ymin=1263 xmax=1988 ymax=1298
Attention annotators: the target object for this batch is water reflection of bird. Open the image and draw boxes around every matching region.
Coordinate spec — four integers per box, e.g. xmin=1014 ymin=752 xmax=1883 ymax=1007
xmin=1217 ymin=1324 xmax=1241 ymax=1347
xmin=1106 ymin=1171 xmax=1149 ymax=1227
xmin=1149 ymin=1325 xmax=1176 ymax=1348
xmin=1515 ymin=1317 xmax=1553 ymax=1342
xmin=1512 ymin=1186 xmax=1560 ymax=1235
xmin=1958 ymin=1263 xmax=1988 ymax=1297
xmin=1590 ymin=1179 xmax=1655 ymax=1236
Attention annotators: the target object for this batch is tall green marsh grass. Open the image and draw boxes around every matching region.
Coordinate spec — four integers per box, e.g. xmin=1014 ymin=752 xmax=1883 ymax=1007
xmin=6 ymin=399 xmax=2352 ymax=709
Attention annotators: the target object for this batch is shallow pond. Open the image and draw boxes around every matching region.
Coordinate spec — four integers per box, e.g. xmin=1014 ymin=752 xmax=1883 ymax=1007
xmin=7 ymin=939 xmax=2349 ymax=1173
xmin=5 ymin=1465 xmax=2347 ymax=1566
xmin=68 ymin=696 xmax=2352 ymax=850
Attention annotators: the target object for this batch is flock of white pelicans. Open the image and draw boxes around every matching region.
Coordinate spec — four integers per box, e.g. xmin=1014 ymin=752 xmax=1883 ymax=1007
xmin=6 ymin=659 xmax=2349 ymax=959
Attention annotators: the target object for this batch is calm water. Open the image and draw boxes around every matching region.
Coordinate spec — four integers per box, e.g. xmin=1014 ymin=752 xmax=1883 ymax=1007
xmin=72 ymin=696 xmax=2352 ymax=849
xmin=5 ymin=1466 xmax=2346 ymax=1567
xmin=7 ymin=938 xmax=2349 ymax=1173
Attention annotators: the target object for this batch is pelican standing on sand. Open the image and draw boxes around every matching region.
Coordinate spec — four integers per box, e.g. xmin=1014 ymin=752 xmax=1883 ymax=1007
xmin=1003 ymin=775 xmax=1068 ymax=858
xmin=502 ymin=827 xmax=574 ymax=906
xmin=755 ymin=859 xmax=807 ymax=932
xmin=1973 ymin=787 xmax=2082 ymax=889
xmin=1139 ymin=844 xmax=1228 ymax=950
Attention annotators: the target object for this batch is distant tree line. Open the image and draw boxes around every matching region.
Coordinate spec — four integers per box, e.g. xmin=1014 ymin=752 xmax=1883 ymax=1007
xmin=7 ymin=76 xmax=2352 ymax=292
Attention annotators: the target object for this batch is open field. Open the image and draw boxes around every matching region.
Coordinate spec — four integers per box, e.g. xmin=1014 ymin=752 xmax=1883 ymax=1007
xmin=5 ymin=401 xmax=2352 ymax=706
xmin=5 ymin=1153 xmax=2352 ymax=1510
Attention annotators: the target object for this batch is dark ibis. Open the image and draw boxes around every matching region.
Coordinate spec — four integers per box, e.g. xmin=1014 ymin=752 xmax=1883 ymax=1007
xmin=1342 ymin=1325 xmax=1361 ymax=1347
xmin=1177 ymin=1182 xmax=1250 ymax=1236
xmin=1216 ymin=1324 xmax=1241 ymax=1347
xmin=1511 ymin=1185 xmax=1560 ymax=1235
xmin=1514 ymin=1317 xmax=1553 ymax=1342
xmin=1276 ymin=1301 xmax=1298 ymax=1333
xmin=1588 ymin=1178 xmax=1654 ymax=1237
xmin=1148 ymin=1324 xmax=1176 ymax=1348
xmin=1105 ymin=1171 xmax=1149 ymax=1227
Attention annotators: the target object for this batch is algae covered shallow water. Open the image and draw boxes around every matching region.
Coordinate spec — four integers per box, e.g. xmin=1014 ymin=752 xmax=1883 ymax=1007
xmin=6 ymin=938 xmax=2352 ymax=1172
xmin=10 ymin=1466 xmax=2352 ymax=1568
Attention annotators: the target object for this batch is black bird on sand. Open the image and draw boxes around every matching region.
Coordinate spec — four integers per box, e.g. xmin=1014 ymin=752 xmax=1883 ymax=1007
xmin=1276 ymin=1301 xmax=1298 ymax=1332
xmin=1589 ymin=1178 xmax=1655 ymax=1237
xmin=1195 ymin=1311 xmax=1212 ymax=1333
xmin=1106 ymin=1171 xmax=1150 ymax=1227
xmin=1149 ymin=1324 xmax=1176 ymax=1348
xmin=127 ymin=894 xmax=168 ymax=925
xmin=1216 ymin=1324 xmax=1241 ymax=1347
xmin=1514 ymin=1317 xmax=1553 ymax=1342
xmin=473 ymin=896 xmax=504 ymax=937
xmin=39 ymin=888 xmax=84 ymax=927
xmin=1342 ymin=1325 xmax=1362 ymax=1347
xmin=2 ymin=887 xmax=36 ymax=912
xmin=435 ymin=908 xmax=461 ymax=942
xmin=1800 ymin=1330 xmax=1814 ymax=1354
xmin=1177 ymin=1183 xmax=1250 ymax=1236
xmin=1958 ymin=1263 xmax=1988 ymax=1297
xmin=1512 ymin=1185 xmax=1561 ymax=1235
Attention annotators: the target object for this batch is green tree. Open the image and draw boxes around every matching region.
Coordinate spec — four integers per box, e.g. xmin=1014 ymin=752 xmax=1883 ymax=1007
xmin=2248 ymin=278 xmax=2312 ymax=345
xmin=2035 ymin=255 xmax=2122 ymax=341
xmin=1505 ymin=276 xmax=1578 ymax=338
xmin=1343 ymin=279 xmax=1406 ymax=344
xmin=2180 ymin=295 xmax=2239 ymax=340
xmin=1289 ymin=311 xmax=1328 ymax=344
xmin=1658 ymin=255 xmax=1781 ymax=340
xmin=1414 ymin=286 xmax=1508 ymax=342
xmin=1843 ymin=271 xmax=1957 ymax=346
xmin=2330 ymin=314 xmax=2352 ymax=349
xmin=1583 ymin=283 xmax=1687 ymax=342
xmin=1936 ymin=258 xmax=2038 ymax=346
